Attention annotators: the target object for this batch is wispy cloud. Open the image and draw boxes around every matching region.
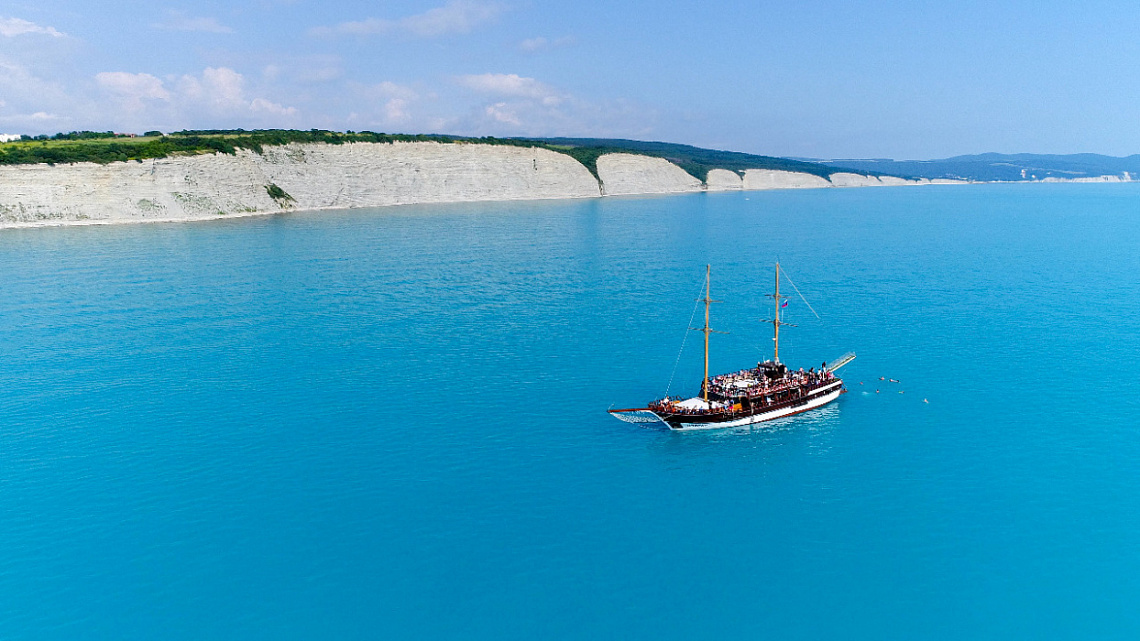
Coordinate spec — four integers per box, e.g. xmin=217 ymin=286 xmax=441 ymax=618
xmin=402 ymin=0 xmax=501 ymax=36
xmin=452 ymin=72 xmax=657 ymax=138
xmin=94 ymin=66 xmax=298 ymax=127
xmin=0 ymin=17 xmax=65 ymax=38
xmin=348 ymin=81 xmax=423 ymax=126
xmin=518 ymin=36 xmax=576 ymax=53
xmin=0 ymin=111 xmax=68 ymax=128
xmin=95 ymin=72 xmax=171 ymax=111
xmin=311 ymin=0 xmax=503 ymax=38
xmin=457 ymin=73 xmax=564 ymax=106
xmin=178 ymin=67 xmax=297 ymax=117
xmin=250 ymin=97 xmax=297 ymax=116
xmin=0 ymin=57 xmax=78 ymax=130
xmin=152 ymin=10 xmax=232 ymax=34
xmin=314 ymin=18 xmax=387 ymax=37
xmin=295 ymin=65 xmax=342 ymax=83
xmin=260 ymin=54 xmax=344 ymax=85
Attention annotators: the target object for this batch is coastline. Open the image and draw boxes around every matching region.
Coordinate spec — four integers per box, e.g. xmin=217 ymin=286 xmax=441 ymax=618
xmin=0 ymin=190 xmax=609 ymax=230
xmin=0 ymin=140 xmax=1128 ymax=231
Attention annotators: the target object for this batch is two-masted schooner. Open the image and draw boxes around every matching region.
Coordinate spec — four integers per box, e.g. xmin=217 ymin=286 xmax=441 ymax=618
xmin=609 ymin=263 xmax=855 ymax=430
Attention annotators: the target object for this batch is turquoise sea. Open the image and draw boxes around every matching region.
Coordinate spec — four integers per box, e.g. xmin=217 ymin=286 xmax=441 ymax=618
xmin=3 ymin=184 xmax=1140 ymax=638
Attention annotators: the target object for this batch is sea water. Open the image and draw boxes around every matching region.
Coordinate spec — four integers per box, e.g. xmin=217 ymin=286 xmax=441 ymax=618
xmin=2 ymin=184 xmax=1140 ymax=639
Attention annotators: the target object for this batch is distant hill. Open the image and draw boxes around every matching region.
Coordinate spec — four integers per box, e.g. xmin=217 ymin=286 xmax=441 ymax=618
xmin=9 ymin=130 xmax=1139 ymax=185
xmin=806 ymin=153 xmax=1140 ymax=182
xmin=528 ymin=137 xmax=874 ymax=182
xmin=0 ymin=129 xmax=870 ymax=183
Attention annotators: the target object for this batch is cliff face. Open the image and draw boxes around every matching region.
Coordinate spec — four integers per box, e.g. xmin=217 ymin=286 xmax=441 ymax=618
xmin=260 ymin=142 xmax=601 ymax=209
xmin=595 ymin=153 xmax=702 ymax=195
xmin=0 ymin=141 xmax=938 ymax=228
xmin=0 ymin=142 xmax=600 ymax=225
xmin=828 ymin=172 xmax=891 ymax=187
xmin=742 ymin=169 xmax=833 ymax=190
xmin=705 ymin=169 xmax=743 ymax=191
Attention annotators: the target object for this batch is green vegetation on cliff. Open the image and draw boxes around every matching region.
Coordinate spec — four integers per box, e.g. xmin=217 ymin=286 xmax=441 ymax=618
xmin=265 ymin=183 xmax=295 ymax=205
xmin=0 ymin=129 xmax=873 ymax=182
xmin=0 ymin=130 xmax=469 ymax=166
xmin=531 ymin=138 xmax=860 ymax=181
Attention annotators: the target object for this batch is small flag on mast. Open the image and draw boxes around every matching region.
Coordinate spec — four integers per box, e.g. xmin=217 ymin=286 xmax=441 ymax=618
xmin=781 ymin=300 xmax=789 ymax=308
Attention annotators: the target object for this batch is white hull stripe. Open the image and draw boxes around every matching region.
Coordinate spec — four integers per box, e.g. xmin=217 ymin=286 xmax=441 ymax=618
xmin=807 ymin=380 xmax=843 ymax=397
xmin=671 ymin=387 xmax=843 ymax=430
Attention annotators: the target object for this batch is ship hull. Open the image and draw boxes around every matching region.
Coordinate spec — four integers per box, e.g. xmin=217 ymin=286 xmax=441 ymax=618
xmin=664 ymin=381 xmax=844 ymax=431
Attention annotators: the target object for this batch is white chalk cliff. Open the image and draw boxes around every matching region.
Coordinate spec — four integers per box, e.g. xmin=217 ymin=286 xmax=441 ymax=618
xmin=0 ymin=141 xmax=945 ymax=228
xmin=742 ymin=169 xmax=833 ymax=190
xmin=0 ymin=142 xmax=599 ymax=226
xmin=595 ymin=153 xmax=703 ymax=195
xmin=705 ymin=169 xmax=744 ymax=191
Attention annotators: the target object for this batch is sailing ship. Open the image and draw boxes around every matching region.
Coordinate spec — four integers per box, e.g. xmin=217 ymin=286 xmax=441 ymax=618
xmin=609 ymin=263 xmax=855 ymax=430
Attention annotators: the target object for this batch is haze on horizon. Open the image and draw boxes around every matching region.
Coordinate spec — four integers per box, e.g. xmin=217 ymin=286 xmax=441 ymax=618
xmin=0 ymin=0 xmax=1136 ymax=160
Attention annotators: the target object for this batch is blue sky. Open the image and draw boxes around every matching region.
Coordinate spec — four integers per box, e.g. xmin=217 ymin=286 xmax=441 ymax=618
xmin=1 ymin=1 xmax=1137 ymax=159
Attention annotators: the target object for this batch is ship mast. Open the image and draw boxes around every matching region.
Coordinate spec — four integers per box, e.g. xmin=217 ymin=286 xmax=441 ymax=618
xmin=774 ymin=262 xmax=781 ymax=363
xmin=764 ymin=261 xmax=795 ymax=364
xmin=691 ymin=265 xmax=723 ymax=402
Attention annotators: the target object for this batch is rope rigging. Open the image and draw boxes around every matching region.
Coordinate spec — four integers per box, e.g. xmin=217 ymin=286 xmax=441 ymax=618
xmin=665 ymin=263 xmax=829 ymax=396
xmin=664 ymin=276 xmax=707 ymax=397
xmin=777 ymin=264 xmax=822 ymax=320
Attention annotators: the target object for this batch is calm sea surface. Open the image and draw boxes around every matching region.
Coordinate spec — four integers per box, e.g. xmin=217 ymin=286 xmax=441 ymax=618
xmin=2 ymin=184 xmax=1140 ymax=639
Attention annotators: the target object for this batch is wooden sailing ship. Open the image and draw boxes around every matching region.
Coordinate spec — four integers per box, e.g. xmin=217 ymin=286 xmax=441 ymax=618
xmin=609 ymin=263 xmax=855 ymax=430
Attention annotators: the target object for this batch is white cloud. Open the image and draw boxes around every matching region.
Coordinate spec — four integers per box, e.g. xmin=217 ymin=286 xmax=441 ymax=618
xmin=385 ymin=98 xmax=411 ymax=123
xmin=373 ymin=81 xmax=419 ymax=101
xmin=96 ymin=72 xmax=171 ymax=111
xmin=311 ymin=0 xmax=502 ymax=37
xmin=0 ymin=110 xmax=69 ymax=130
xmin=0 ymin=17 xmax=65 ymax=38
xmin=179 ymin=67 xmax=300 ymax=122
xmin=295 ymin=64 xmax=343 ymax=83
xmin=178 ymin=67 xmax=248 ymax=112
xmin=519 ymin=37 xmax=547 ymax=52
xmin=152 ymin=10 xmax=232 ymax=34
xmin=0 ymin=57 xmax=78 ymax=130
xmin=449 ymin=72 xmax=658 ymax=138
xmin=352 ymin=81 xmax=421 ymax=126
xmin=250 ymin=97 xmax=297 ymax=116
xmin=259 ymin=55 xmax=343 ymax=84
xmin=0 ymin=25 xmax=652 ymax=142
xmin=318 ymin=18 xmax=389 ymax=36
xmin=402 ymin=0 xmax=501 ymax=36
xmin=457 ymin=73 xmax=563 ymax=106
xmin=484 ymin=102 xmax=520 ymax=126
xmin=0 ymin=110 xmax=58 ymax=121
xmin=519 ymin=35 xmax=576 ymax=53
xmin=90 ymin=67 xmax=299 ymax=130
